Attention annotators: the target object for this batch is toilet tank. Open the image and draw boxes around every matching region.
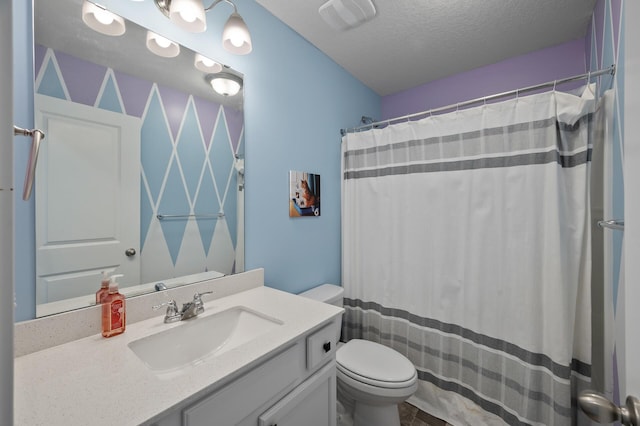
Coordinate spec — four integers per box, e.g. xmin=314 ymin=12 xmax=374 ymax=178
xmin=298 ymin=284 xmax=344 ymax=307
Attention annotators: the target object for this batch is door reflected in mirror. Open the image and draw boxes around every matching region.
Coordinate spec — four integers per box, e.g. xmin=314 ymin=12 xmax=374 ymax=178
xmin=33 ymin=0 xmax=245 ymax=317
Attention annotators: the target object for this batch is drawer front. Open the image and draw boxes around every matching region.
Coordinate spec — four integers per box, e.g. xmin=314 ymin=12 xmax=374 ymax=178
xmin=306 ymin=321 xmax=338 ymax=371
xmin=183 ymin=342 xmax=304 ymax=426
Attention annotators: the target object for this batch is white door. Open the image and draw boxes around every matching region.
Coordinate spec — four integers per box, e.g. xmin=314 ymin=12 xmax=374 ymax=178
xmin=34 ymin=95 xmax=140 ymax=313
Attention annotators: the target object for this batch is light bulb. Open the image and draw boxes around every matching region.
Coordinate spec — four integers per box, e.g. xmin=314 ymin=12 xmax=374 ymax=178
xmin=194 ymin=53 xmax=222 ymax=73
xmin=178 ymin=6 xmax=198 ymax=23
xmin=169 ymin=0 xmax=206 ymax=32
xmin=146 ymin=31 xmax=180 ymax=58
xmin=155 ymin=35 xmax=172 ymax=48
xmin=229 ymin=32 xmax=244 ymax=48
xmin=82 ymin=1 xmax=126 ymax=36
xmin=94 ymin=9 xmax=115 ymax=25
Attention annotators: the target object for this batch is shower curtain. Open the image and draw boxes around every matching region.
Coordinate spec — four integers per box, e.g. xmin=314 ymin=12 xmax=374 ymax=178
xmin=341 ymin=87 xmax=614 ymax=426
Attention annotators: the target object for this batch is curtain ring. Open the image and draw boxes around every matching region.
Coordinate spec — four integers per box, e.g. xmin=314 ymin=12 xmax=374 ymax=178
xmin=515 ymin=89 xmax=519 ymax=101
xmin=553 ymin=80 xmax=557 ymax=91
xmin=456 ymin=103 xmax=460 ymax=113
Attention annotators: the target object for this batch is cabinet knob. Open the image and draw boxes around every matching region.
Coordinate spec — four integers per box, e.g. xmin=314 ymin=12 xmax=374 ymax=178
xmin=323 ymin=342 xmax=331 ymax=352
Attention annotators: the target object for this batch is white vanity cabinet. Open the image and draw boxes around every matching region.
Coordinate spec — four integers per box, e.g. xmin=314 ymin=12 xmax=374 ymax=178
xmin=152 ymin=321 xmax=339 ymax=426
xmin=257 ymin=361 xmax=336 ymax=426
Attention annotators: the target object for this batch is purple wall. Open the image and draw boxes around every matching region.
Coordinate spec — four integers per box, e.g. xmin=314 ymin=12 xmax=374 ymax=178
xmin=381 ymin=39 xmax=587 ymax=120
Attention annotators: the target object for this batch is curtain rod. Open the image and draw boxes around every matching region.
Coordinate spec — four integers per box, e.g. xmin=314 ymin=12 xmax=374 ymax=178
xmin=341 ymin=64 xmax=616 ymax=136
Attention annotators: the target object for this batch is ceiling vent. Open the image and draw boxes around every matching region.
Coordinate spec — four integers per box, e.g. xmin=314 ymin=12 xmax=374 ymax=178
xmin=318 ymin=0 xmax=376 ymax=31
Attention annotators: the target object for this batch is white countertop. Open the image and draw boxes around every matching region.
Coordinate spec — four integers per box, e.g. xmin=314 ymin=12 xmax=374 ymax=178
xmin=15 ymin=286 xmax=343 ymax=425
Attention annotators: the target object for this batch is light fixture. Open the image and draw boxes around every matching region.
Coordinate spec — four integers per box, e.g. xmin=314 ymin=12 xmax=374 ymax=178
xmin=154 ymin=0 xmax=252 ymax=55
xmin=194 ymin=53 xmax=223 ymax=73
xmin=221 ymin=12 xmax=252 ymax=55
xmin=81 ymin=1 xmax=126 ymax=36
xmin=146 ymin=31 xmax=181 ymax=57
xmin=206 ymin=72 xmax=243 ymax=96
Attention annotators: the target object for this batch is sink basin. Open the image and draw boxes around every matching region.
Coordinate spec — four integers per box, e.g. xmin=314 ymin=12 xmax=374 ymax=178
xmin=128 ymin=306 xmax=283 ymax=374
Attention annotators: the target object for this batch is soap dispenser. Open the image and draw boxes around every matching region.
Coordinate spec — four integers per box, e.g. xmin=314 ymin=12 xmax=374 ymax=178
xmin=101 ymin=274 xmax=126 ymax=338
xmin=95 ymin=271 xmax=110 ymax=304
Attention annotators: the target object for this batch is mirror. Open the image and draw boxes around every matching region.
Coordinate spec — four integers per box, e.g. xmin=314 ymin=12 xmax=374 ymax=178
xmin=33 ymin=0 xmax=245 ymax=317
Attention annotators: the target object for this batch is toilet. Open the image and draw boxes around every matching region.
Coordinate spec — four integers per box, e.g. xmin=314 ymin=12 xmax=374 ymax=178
xmin=300 ymin=284 xmax=418 ymax=426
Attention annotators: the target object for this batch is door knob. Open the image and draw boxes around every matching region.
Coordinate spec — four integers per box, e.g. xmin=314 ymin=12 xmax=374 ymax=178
xmin=125 ymin=248 xmax=136 ymax=257
xmin=578 ymin=391 xmax=640 ymax=425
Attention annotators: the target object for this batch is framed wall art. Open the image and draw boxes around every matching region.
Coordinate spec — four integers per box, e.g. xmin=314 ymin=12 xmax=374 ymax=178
xmin=289 ymin=170 xmax=321 ymax=217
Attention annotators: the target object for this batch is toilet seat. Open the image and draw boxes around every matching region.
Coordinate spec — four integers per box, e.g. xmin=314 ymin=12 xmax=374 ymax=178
xmin=336 ymin=339 xmax=417 ymax=389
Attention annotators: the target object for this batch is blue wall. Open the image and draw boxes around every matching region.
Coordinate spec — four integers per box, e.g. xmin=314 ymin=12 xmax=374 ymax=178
xmin=587 ymin=0 xmax=624 ymax=403
xmin=13 ymin=0 xmax=35 ymax=320
xmin=13 ymin=0 xmax=380 ymax=320
xmin=588 ymin=0 xmax=623 ymax=310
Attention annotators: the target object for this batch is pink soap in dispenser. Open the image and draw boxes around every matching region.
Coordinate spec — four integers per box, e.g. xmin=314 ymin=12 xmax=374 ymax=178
xmin=95 ymin=271 xmax=110 ymax=304
xmin=102 ymin=274 xmax=126 ymax=338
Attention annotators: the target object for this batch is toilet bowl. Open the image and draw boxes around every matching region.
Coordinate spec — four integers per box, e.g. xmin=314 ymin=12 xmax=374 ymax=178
xmin=299 ymin=284 xmax=418 ymax=426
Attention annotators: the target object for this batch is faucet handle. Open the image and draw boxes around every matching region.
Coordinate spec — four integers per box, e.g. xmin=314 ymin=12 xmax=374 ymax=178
xmin=152 ymin=299 xmax=177 ymax=311
xmin=152 ymin=300 xmax=181 ymax=323
xmin=193 ymin=291 xmax=213 ymax=301
xmin=193 ymin=291 xmax=213 ymax=315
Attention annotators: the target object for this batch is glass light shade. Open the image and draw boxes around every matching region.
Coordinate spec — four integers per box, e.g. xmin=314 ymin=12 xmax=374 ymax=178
xmin=222 ymin=13 xmax=252 ymax=55
xmin=146 ymin=31 xmax=181 ymax=58
xmin=194 ymin=53 xmax=223 ymax=73
xmin=169 ymin=0 xmax=207 ymax=32
xmin=82 ymin=1 xmax=126 ymax=36
xmin=207 ymin=73 xmax=243 ymax=97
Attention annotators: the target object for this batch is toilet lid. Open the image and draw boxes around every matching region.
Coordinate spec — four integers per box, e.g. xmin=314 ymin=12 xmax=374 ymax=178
xmin=336 ymin=339 xmax=417 ymax=388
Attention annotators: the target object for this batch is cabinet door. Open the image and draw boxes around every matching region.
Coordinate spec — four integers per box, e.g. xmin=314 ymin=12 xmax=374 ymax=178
xmin=258 ymin=362 xmax=336 ymax=426
xmin=183 ymin=343 xmax=303 ymax=426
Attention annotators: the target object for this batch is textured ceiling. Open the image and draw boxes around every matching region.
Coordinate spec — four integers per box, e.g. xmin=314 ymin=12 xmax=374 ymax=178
xmin=256 ymin=0 xmax=597 ymax=96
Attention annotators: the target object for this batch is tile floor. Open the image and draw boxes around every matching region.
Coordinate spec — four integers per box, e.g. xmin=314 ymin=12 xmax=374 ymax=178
xmin=399 ymin=402 xmax=452 ymax=426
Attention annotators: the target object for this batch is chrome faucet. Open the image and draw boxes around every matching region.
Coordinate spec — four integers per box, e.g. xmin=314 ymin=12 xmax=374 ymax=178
xmin=179 ymin=291 xmax=214 ymax=320
xmin=153 ymin=291 xmax=213 ymax=323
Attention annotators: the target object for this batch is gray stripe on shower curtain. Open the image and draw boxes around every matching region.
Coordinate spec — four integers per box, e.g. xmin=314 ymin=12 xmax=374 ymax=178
xmin=342 ymin=302 xmax=592 ymax=426
xmin=343 ymin=298 xmax=591 ymax=379
xmin=344 ymin=149 xmax=591 ymax=180
xmin=343 ymin=114 xmax=593 ymax=176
